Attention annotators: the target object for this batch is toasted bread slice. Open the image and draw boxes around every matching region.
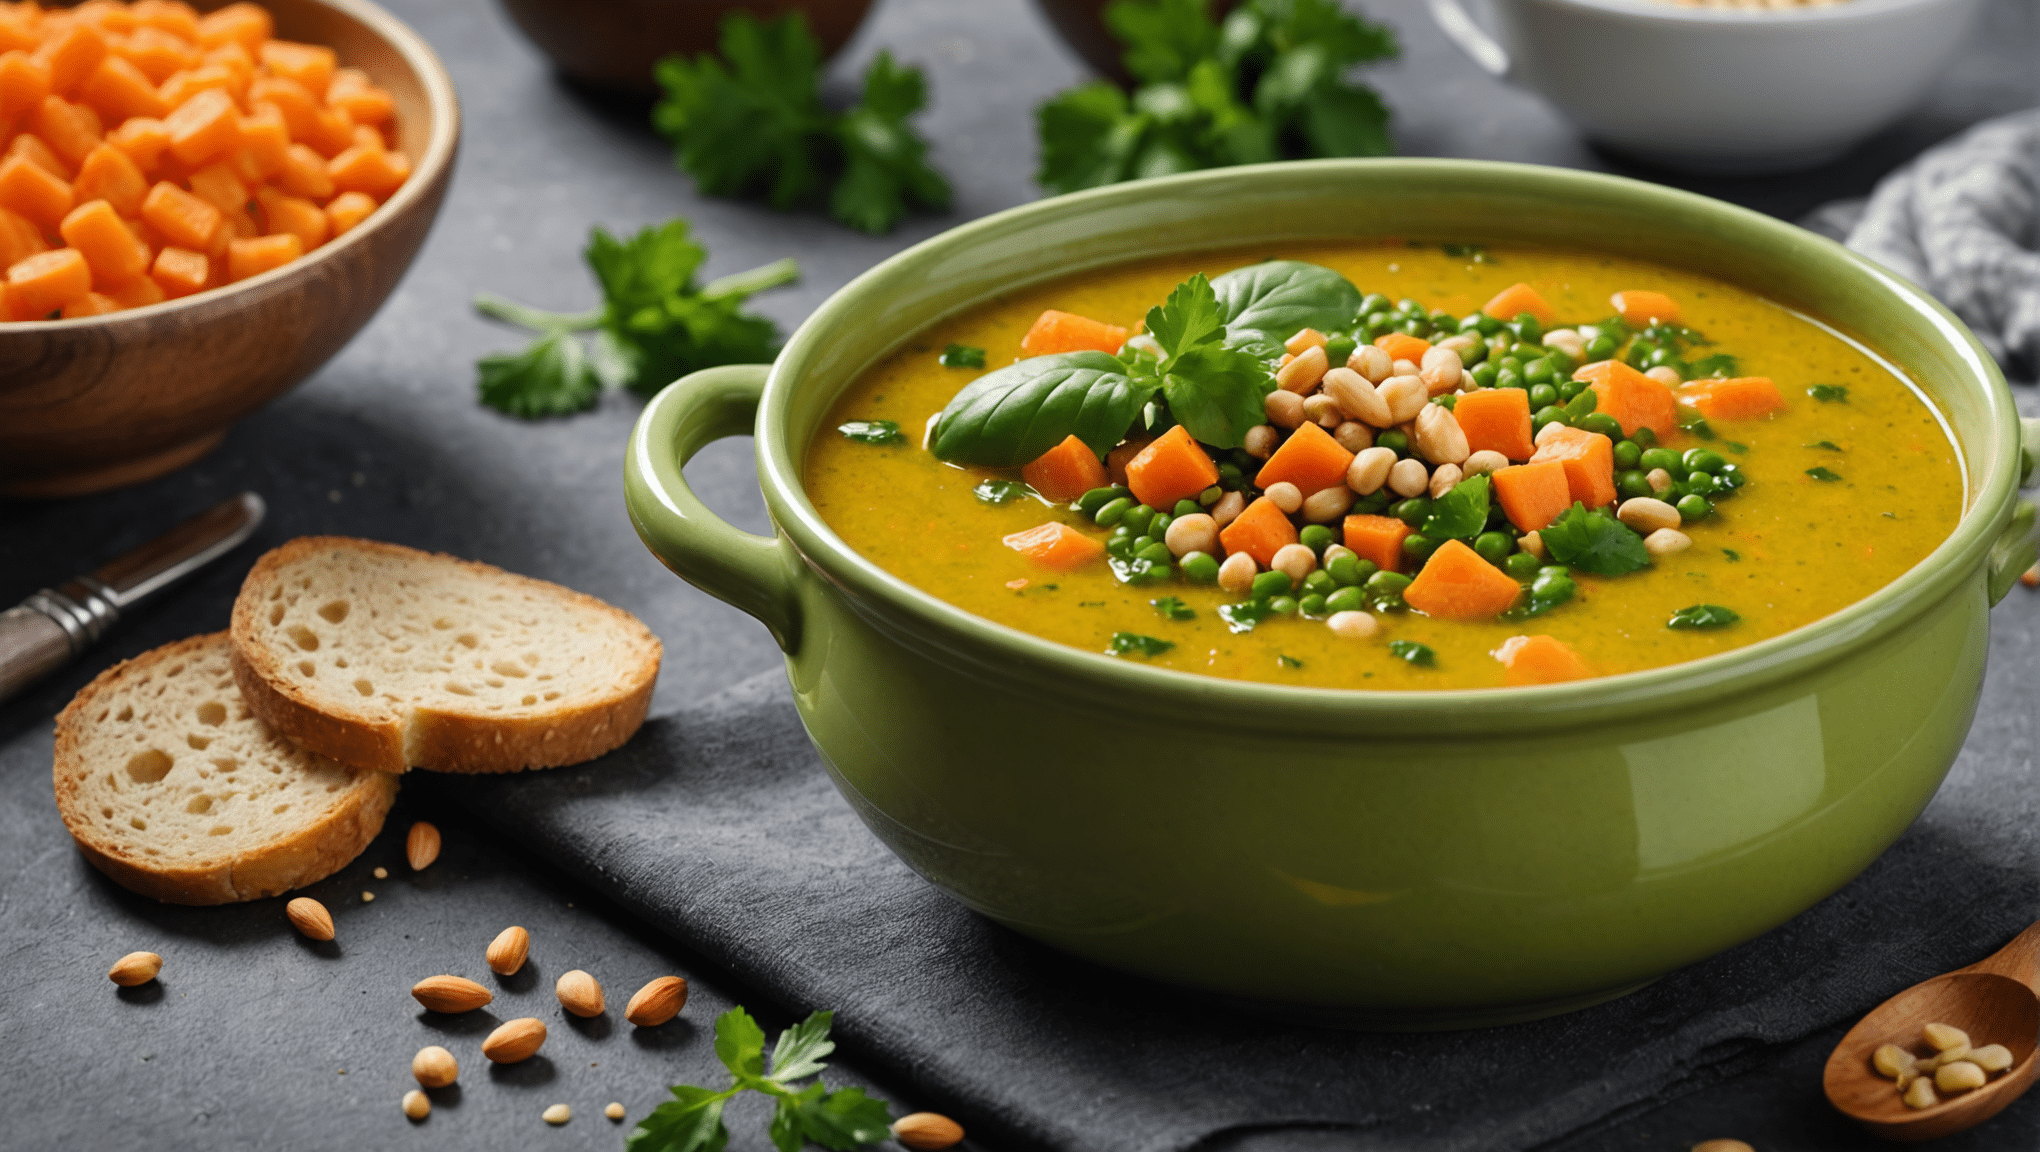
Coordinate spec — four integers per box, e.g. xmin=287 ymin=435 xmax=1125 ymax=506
xmin=54 ymin=633 xmax=399 ymax=905
xmin=229 ymin=537 xmax=660 ymax=774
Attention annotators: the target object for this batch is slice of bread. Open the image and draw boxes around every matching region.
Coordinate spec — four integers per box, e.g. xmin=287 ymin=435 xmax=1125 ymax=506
xmin=229 ymin=537 xmax=661 ymax=774
xmin=54 ymin=633 xmax=399 ymax=905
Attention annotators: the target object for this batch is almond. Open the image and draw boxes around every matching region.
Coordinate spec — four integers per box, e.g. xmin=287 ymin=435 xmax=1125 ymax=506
xmin=412 ymin=1045 xmax=458 ymax=1088
xmin=481 ymin=1017 xmax=546 ymax=1063
xmin=486 ymin=925 xmax=530 ymax=975
xmin=542 ymin=1103 xmax=571 ymax=1125
xmin=625 ymin=976 xmax=688 ymax=1027
xmin=892 ymin=1112 xmax=965 ymax=1150
xmin=402 ymin=1090 xmax=430 ymax=1121
xmin=411 ymin=974 xmax=493 ymax=1013
xmin=406 ymin=821 xmax=441 ymax=870
xmin=286 ymin=897 xmax=335 ymax=941
xmin=556 ymin=969 xmax=604 ymax=1017
xmin=108 ymin=950 xmax=161 ymax=987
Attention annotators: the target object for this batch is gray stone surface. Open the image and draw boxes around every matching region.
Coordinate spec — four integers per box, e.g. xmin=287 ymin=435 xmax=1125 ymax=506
xmin=1 ymin=0 xmax=2036 ymax=1148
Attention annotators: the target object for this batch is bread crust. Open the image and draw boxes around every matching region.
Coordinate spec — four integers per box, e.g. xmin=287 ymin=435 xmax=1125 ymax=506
xmin=53 ymin=634 xmax=400 ymax=906
xmin=228 ymin=536 xmax=661 ymax=774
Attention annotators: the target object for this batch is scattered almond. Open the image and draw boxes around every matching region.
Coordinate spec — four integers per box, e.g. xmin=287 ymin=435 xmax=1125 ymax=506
xmin=556 ymin=969 xmax=605 ymax=1017
xmin=360 ymin=891 xmax=374 ymax=903
xmin=542 ymin=1103 xmax=571 ymax=1125
xmin=605 ymin=1102 xmax=626 ymax=1121
xmin=286 ymin=897 xmax=335 ymax=941
xmin=407 ymin=821 xmax=441 ymax=870
xmin=412 ymin=1045 xmax=458 ymax=1088
xmin=482 ymin=1017 xmax=547 ymax=1063
xmin=893 ymin=1111 xmax=965 ymax=1150
xmin=411 ymin=974 xmax=493 ymax=1013
xmin=108 ymin=951 xmax=162 ymax=987
xmin=625 ymin=976 xmax=689 ymax=1027
xmin=1689 ymin=1142 xmax=1753 ymax=1152
xmin=402 ymin=1090 xmax=431 ymax=1121
xmin=373 ymin=866 xmax=388 ymax=880
xmin=487 ymin=925 xmax=531 ymax=975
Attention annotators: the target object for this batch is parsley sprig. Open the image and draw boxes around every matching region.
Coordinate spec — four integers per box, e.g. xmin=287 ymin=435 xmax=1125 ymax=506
xmin=474 ymin=219 xmax=797 ymax=417
xmin=628 ymin=1008 xmax=894 ymax=1152
xmin=653 ymin=12 xmax=949 ymax=234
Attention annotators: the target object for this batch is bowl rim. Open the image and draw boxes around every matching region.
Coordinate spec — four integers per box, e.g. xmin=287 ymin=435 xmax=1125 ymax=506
xmin=1514 ymin=0 xmax=1969 ymax=25
xmin=756 ymin=158 xmax=2015 ymax=731
xmin=2 ymin=0 xmax=460 ymax=332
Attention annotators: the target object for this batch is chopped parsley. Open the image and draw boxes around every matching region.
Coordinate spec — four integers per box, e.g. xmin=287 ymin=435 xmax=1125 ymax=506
xmin=1388 ymin=640 xmax=1435 ymax=667
xmin=1151 ymin=596 xmax=1196 ymax=621
xmin=1668 ymin=604 xmax=1741 ymax=630
xmin=940 ymin=344 xmax=986 ymax=369
xmin=838 ymin=420 xmax=906 ymax=446
xmin=1808 ymin=384 xmax=1849 ymax=402
xmin=1539 ymin=503 xmax=1651 ymax=576
xmin=1107 ymin=632 xmax=1175 ymax=657
xmin=1805 ymin=467 xmax=1842 ymax=482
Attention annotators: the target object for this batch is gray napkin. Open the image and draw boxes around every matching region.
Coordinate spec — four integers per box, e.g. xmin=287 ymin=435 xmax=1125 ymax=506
xmin=1803 ymin=108 xmax=2040 ymax=379
xmin=442 ymin=592 xmax=2040 ymax=1151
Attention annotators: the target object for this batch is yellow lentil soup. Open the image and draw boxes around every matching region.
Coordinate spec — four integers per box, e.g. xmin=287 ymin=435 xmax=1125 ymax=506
xmin=806 ymin=243 xmax=1963 ymax=690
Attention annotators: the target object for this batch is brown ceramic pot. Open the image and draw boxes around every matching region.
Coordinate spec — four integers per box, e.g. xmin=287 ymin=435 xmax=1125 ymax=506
xmin=496 ymin=0 xmax=877 ymax=97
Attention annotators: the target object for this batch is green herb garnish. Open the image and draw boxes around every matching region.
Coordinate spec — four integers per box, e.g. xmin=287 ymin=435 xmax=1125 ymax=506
xmin=1440 ymin=243 xmax=1492 ymax=263
xmin=1108 ymin=631 xmax=1175 ymax=657
xmin=1388 ymin=640 xmax=1435 ymax=667
xmin=1277 ymin=654 xmax=1304 ymax=668
xmin=972 ymin=477 xmax=1027 ymax=502
xmin=1722 ymin=548 xmax=1740 ymax=562
xmin=1668 ymin=604 xmax=1741 ymax=630
xmin=1808 ymin=384 xmax=1849 ymax=402
xmin=939 ymin=344 xmax=986 ymax=369
xmin=1218 ymin=600 xmax=1275 ymax=632
xmin=1539 ymin=503 xmax=1651 ymax=576
xmin=1806 ymin=440 xmax=1842 ymax=451
xmin=1805 ymin=467 xmax=1842 ymax=482
xmin=1678 ymin=413 xmax=1716 ymax=441
xmin=1151 ymin=595 xmax=1196 ymax=621
xmin=1419 ymin=474 xmax=1490 ymax=541
xmin=1687 ymin=353 xmax=1738 ymax=378
xmin=839 ymin=420 xmax=906 ymax=446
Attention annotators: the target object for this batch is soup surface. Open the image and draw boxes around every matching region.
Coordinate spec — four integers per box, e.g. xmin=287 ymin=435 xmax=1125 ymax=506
xmin=806 ymin=244 xmax=1963 ymax=690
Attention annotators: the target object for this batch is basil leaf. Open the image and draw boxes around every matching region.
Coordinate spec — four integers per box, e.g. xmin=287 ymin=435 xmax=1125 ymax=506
xmin=930 ymin=352 xmax=1155 ymax=466
xmin=1805 ymin=467 xmax=1842 ymax=482
xmin=1669 ymin=604 xmax=1740 ymax=630
xmin=837 ymin=420 xmax=905 ymax=446
xmin=1388 ymin=640 xmax=1434 ymax=667
xmin=1210 ymin=260 xmax=1363 ymax=347
xmin=972 ymin=478 xmax=1029 ymax=504
xmin=939 ymin=343 xmax=986 ymax=368
xmin=1419 ymin=475 xmax=1489 ymax=541
xmin=1107 ymin=632 xmax=1174 ymax=657
xmin=1540 ymin=503 xmax=1650 ymax=576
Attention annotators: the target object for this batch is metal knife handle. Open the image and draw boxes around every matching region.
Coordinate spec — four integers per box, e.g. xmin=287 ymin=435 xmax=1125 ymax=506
xmin=0 ymin=604 xmax=77 ymax=702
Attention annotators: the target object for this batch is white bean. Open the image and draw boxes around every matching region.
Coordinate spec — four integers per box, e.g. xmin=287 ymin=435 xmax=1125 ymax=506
xmin=1217 ymin=550 xmax=1258 ymax=593
xmin=1617 ymin=497 xmax=1680 ymax=535
xmin=1211 ymin=490 xmax=1247 ymax=527
xmin=1379 ymin=375 xmax=1429 ymax=424
xmin=1646 ymin=365 xmax=1683 ymax=387
xmin=1643 ymin=528 xmax=1691 ymax=557
xmin=1326 ymin=610 xmax=1378 ymax=639
xmin=1323 ymin=368 xmax=1393 ymax=427
xmin=1646 ymin=467 xmax=1675 ymax=496
xmin=1428 ymin=462 xmax=1463 ymax=498
xmin=1463 ymin=449 xmax=1509 ymax=476
xmin=1302 ymin=485 xmax=1354 ymax=523
xmin=1387 ymin=458 xmax=1430 ymax=498
xmin=1519 ymin=530 xmax=1545 ymax=559
xmin=1244 ymin=425 xmax=1279 ymax=459
xmin=1391 ymin=358 xmax=1420 ymax=378
xmin=1347 ymin=446 xmax=1396 ymax=494
xmin=1284 ymin=327 xmax=1327 ymax=355
xmin=1419 ymin=346 xmax=1462 ymax=394
xmin=1265 ymin=481 xmax=1303 ymax=513
xmin=1164 ymin=513 xmax=1217 ymax=557
xmin=1322 ymin=543 xmax=1354 ymax=566
xmin=1271 ymin=543 xmax=1317 ymax=584
xmin=1348 ymin=344 xmax=1392 ymax=383
xmin=1542 ymin=328 xmax=1585 ymax=361
xmin=1333 ymin=421 xmax=1374 ymax=453
xmin=1275 ymin=344 xmax=1329 ymax=392
xmin=1534 ymin=419 xmax=1568 ymax=448
xmin=1265 ymin=389 xmax=1305 ymax=429
xmin=1303 ymin=393 xmax=1343 ymax=427
xmin=1414 ymin=404 xmax=1470 ymax=465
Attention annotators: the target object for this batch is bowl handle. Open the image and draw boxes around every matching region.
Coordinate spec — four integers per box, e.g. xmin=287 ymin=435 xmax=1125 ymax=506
xmin=1985 ymin=417 xmax=2040 ymax=605
xmin=624 ymin=364 xmax=801 ymax=652
xmin=1427 ymin=0 xmax=1510 ymax=79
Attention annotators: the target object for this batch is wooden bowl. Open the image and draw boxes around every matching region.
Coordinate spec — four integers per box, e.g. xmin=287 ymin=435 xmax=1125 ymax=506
xmin=495 ymin=0 xmax=876 ymax=98
xmin=0 ymin=0 xmax=460 ymax=499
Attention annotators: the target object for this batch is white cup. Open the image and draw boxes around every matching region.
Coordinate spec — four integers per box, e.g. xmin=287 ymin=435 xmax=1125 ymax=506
xmin=1427 ymin=0 xmax=1986 ymax=174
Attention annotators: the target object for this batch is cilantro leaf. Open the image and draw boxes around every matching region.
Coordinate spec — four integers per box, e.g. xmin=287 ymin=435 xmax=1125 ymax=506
xmin=714 ymin=1006 xmax=768 ymax=1083
xmin=628 ymin=1086 xmax=733 ymax=1152
xmin=766 ymin=1010 xmax=837 ymax=1084
xmin=1142 ymin=272 xmax=1277 ymax=448
xmin=1036 ymin=82 xmax=1138 ymax=194
xmin=1808 ymin=384 xmax=1849 ymax=402
xmin=1805 ymin=466 xmax=1842 ymax=482
xmin=1110 ymin=0 xmax=1221 ymax=82
xmin=940 ymin=344 xmax=986 ymax=368
xmin=1420 ymin=475 xmax=1490 ymax=540
xmin=1152 ymin=595 xmax=1196 ymax=620
xmin=1145 ymin=273 xmax=1228 ymax=356
xmin=1540 ymin=503 xmax=1651 ymax=576
xmin=784 ymin=1085 xmax=894 ymax=1151
xmin=1109 ymin=631 xmax=1175 ymax=657
xmin=643 ymin=1006 xmax=894 ymax=1152
xmin=1669 ymin=604 xmax=1740 ymax=630
xmin=476 ymin=330 xmax=602 ymax=417
xmin=832 ymin=53 xmax=951 ymax=233
xmin=1277 ymin=653 xmax=1304 ymax=668
xmin=1388 ymin=640 xmax=1434 ymax=666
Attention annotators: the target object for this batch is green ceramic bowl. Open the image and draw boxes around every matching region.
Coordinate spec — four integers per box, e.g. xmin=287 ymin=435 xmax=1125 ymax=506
xmin=625 ymin=160 xmax=2039 ymax=1027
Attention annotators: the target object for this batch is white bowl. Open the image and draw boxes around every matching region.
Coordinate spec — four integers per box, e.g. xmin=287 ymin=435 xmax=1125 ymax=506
xmin=1427 ymin=0 xmax=1985 ymax=173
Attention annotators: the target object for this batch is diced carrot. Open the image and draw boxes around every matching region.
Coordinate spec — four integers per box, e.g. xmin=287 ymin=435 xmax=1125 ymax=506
xmin=149 ymin=244 xmax=206 ymax=297
xmin=231 ymin=102 xmax=289 ymax=182
xmin=1451 ymin=388 xmax=1536 ymax=461
xmin=255 ymin=185 xmax=326 ymax=250
xmin=34 ymin=95 xmax=105 ymax=166
xmin=1342 ymin=513 xmax=1411 ymax=575
xmin=249 ymin=75 xmax=320 ymax=139
xmin=1685 ymin=376 xmax=1786 ymax=422
xmin=1020 ymin=309 xmax=1127 ymax=357
xmin=350 ymin=123 xmax=386 ymax=152
xmin=105 ymin=272 xmax=164 ymax=309
xmin=226 ymin=232 xmax=301 ymax=282
xmin=164 ymin=87 xmax=239 ymax=165
xmin=1001 ymin=522 xmax=1105 ymax=571
xmin=273 ymin=141 xmax=333 ymax=200
xmin=1610 ymin=290 xmax=1679 ymax=327
xmin=0 ymin=154 xmax=75 ymax=226
xmin=1577 ymin=359 xmax=1678 ymax=440
xmin=79 ymin=54 xmax=167 ymax=122
xmin=1254 ymin=420 xmax=1354 ymax=495
xmin=60 ymin=289 xmax=119 ymax=317
xmin=302 ymin=103 xmax=355 ymax=158
xmin=1492 ymin=461 xmax=1572 ymax=532
xmin=1373 ymin=332 xmax=1431 ymax=364
xmin=132 ymin=1 xmax=203 ymax=42
xmin=1404 ymin=539 xmax=1521 ymax=620
xmin=7 ymin=246 xmax=92 ymax=315
xmin=1530 ymin=425 xmax=1617 ymax=510
xmin=1481 ymin=281 xmax=1556 ymax=327
xmin=75 ymin=1 xmax=139 ymax=34
xmin=1497 ymin=635 xmax=1593 ymax=686
xmin=106 ymin=115 xmax=171 ymax=171
xmin=196 ymin=2 xmax=272 ymax=51
xmin=157 ymin=63 xmax=237 ymax=109
xmin=116 ymin=27 xmax=199 ymax=85
xmin=1218 ymin=496 xmax=1299 ymax=567
xmin=141 ymin=179 xmax=220 ymax=249
xmin=0 ymin=49 xmax=53 ymax=123
xmin=59 ymin=197 xmax=148 ymax=283
xmin=35 ymin=23 xmax=108 ymax=96
xmin=0 ymin=205 xmax=46 ymax=268
xmin=1124 ymin=424 xmax=1218 ymax=510
xmin=260 ymin=40 xmax=337 ymax=93
xmin=73 ymin=141 xmax=147 ymax=216
xmin=1020 ymin=433 xmax=1109 ymax=503
xmin=327 ymin=67 xmax=393 ymax=125
xmin=0 ymin=11 xmax=36 ymax=54
xmin=327 ymin=141 xmax=408 ymax=197
xmin=201 ymin=40 xmax=256 ymax=90
xmin=1104 ymin=436 xmax=1149 ymax=487
xmin=324 ymin=189 xmax=375 ymax=235
xmin=185 ymin=160 xmax=246 ymax=213
xmin=8 ymin=132 xmax=72 ymax=180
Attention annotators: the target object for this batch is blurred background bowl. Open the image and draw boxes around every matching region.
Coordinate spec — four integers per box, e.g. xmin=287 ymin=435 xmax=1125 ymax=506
xmin=495 ymin=0 xmax=875 ymax=98
xmin=0 ymin=0 xmax=460 ymax=499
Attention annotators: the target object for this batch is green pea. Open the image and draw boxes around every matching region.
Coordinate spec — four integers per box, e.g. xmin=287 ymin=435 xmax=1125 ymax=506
xmin=1298 ymin=593 xmax=1328 ymax=617
xmin=1565 ymin=387 xmax=1598 ymax=418
xmin=1557 ymin=378 xmax=1585 ymax=401
xmin=1323 ymin=335 xmax=1356 ymax=365
xmin=1585 ymin=333 xmax=1618 ymax=360
xmin=1199 ymin=486 xmax=1222 ymax=506
xmin=1496 ymin=368 xmax=1523 ymax=391
xmin=1077 ymin=486 xmax=1128 ymax=515
xmin=1350 ymin=491 xmax=1392 ymax=515
xmin=1579 ymin=412 xmax=1623 ymax=439
xmin=1359 ymin=293 xmax=1391 ymax=317
xmin=1217 ymin=462 xmax=1245 ymax=487
xmin=1173 ymin=498 xmax=1203 ymax=517
xmin=1252 ymin=570 xmax=1294 ymax=599
xmin=1299 ymin=524 xmax=1336 ymax=555
xmin=1121 ymin=504 xmax=1155 ymax=535
xmin=1397 ymin=297 xmax=1425 ymax=317
xmin=1503 ymin=551 xmax=1541 ymax=578
xmin=1639 ymin=448 xmax=1681 ymax=475
xmin=1683 ymin=448 xmax=1727 ymax=475
xmin=1150 ymin=512 xmax=1173 ymax=537
xmin=1532 ymin=406 xmax=1571 ymax=434
xmin=1612 ymin=440 xmax=1642 ymax=470
xmin=1526 ymin=383 xmax=1556 ymax=409
xmin=1715 ymin=465 xmax=1746 ymax=492
xmin=1475 ymin=312 xmax=1504 ymax=335
xmin=1616 ymin=469 xmax=1654 ymax=500
xmin=1399 ymin=318 xmax=1426 ymax=337
xmin=1499 ymin=356 xmax=1524 ymax=376
xmin=1473 ymin=531 xmax=1512 ymax=566
xmin=1327 ymin=553 xmax=1374 ymax=586
xmin=1094 ymin=496 xmax=1133 ymax=526
xmin=1646 ymin=345 xmax=1679 ymax=368
xmin=1531 ymin=572 xmax=1576 ymax=604
xmin=1268 ymin=595 xmax=1299 ymax=616
xmin=1524 ymin=357 xmax=1554 ymax=385
xmin=1457 ymin=339 xmax=1487 ymax=367
xmin=1627 ymin=338 xmax=1659 ymax=365
xmin=1402 ymin=533 xmax=1439 ymax=563
xmin=1363 ymin=310 xmax=1393 ymax=334
xmin=1676 ymin=494 xmax=1712 ymax=522
xmin=1393 ymin=497 xmax=1432 ymax=527
xmin=1365 ymin=570 xmax=1412 ymax=595
xmin=1512 ymin=313 xmax=1543 ymax=344
xmin=1301 ymin=570 xmax=1337 ymax=597
xmin=1377 ymin=430 xmax=1409 ymax=454
xmin=1628 ymin=426 xmax=1657 ymax=449
xmin=1682 ymin=472 xmax=1718 ymax=496
xmin=1136 ymin=541 xmax=1173 ymax=564
xmin=1181 ymin=551 xmax=1220 ymax=583
xmin=1106 ymin=535 xmax=1135 ymax=559
xmin=1470 ymin=362 xmax=1499 ymax=388
xmin=1458 ymin=312 xmax=1486 ymax=333
xmin=1544 ymin=348 xmax=1576 ymax=376
xmin=1325 ymin=586 xmax=1366 ymax=614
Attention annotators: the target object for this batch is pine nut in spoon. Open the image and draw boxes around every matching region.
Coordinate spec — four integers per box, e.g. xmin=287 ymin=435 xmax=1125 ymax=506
xmin=1824 ymin=919 xmax=2040 ymax=1140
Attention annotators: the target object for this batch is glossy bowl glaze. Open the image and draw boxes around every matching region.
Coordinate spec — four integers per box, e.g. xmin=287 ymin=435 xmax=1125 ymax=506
xmin=626 ymin=159 xmax=2036 ymax=1026
xmin=0 ymin=0 xmax=459 ymax=499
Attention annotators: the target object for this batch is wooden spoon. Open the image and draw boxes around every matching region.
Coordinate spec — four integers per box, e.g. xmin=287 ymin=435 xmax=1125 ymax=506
xmin=1825 ymin=920 xmax=2040 ymax=1141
